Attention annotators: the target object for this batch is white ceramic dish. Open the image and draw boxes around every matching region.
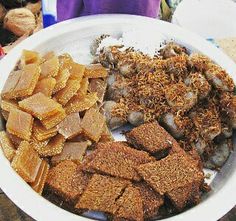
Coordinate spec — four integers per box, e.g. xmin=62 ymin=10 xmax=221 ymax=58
xmin=0 ymin=15 xmax=236 ymax=221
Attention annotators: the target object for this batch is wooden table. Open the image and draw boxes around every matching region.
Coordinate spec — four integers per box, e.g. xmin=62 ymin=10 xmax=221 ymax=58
xmin=0 ymin=38 xmax=236 ymax=221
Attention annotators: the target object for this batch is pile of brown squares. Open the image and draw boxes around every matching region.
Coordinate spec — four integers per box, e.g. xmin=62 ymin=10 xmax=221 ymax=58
xmin=0 ymin=49 xmax=110 ymax=195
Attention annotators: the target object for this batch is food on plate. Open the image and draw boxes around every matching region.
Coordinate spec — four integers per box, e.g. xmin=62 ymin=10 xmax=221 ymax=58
xmin=0 ymin=38 xmax=234 ymax=220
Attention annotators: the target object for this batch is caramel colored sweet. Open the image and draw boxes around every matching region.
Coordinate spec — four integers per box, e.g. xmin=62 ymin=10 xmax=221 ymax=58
xmin=6 ymin=109 xmax=33 ymax=141
xmin=0 ymin=99 xmax=18 ymax=112
xmin=81 ymin=108 xmax=105 ymax=142
xmin=21 ymin=49 xmax=40 ymax=66
xmin=1 ymin=110 xmax=9 ymax=121
xmin=76 ymin=77 xmax=89 ymax=96
xmin=99 ymin=123 xmax=114 ymax=142
xmin=35 ymin=134 xmax=65 ymax=157
xmin=19 ymin=92 xmax=62 ymax=120
xmin=30 ymin=160 xmax=49 ymax=195
xmin=40 ymin=56 xmax=59 ymax=79
xmin=0 ymin=131 xmax=16 ymax=161
xmin=58 ymin=53 xmax=73 ymax=71
xmin=51 ymin=141 xmax=91 ymax=165
xmin=84 ymin=64 xmax=108 ymax=78
xmin=7 ymin=132 xmax=22 ymax=148
xmin=54 ymin=79 xmax=81 ymax=106
xmin=32 ymin=120 xmax=57 ymax=141
xmin=137 ymin=153 xmax=204 ymax=195
xmin=69 ymin=63 xmax=85 ymax=81
xmin=1 ymin=64 xmax=40 ymax=99
xmin=88 ymin=78 xmax=107 ymax=103
xmin=53 ymin=68 xmax=71 ymax=94
xmin=83 ymin=142 xmax=155 ymax=181
xmin=42 ymin=51 xmax=55 ymax=62
xmin=65 ymin=92 xmax=98 ymax=114
xmin=135 ymin=183 xmax=164 ymax=219
xmin=33 ymin=77 xmax=56 ymax=97
xmin=57 ymin=112 xmax=82 ymax=139
xmin=41 ymin=107 xmax=66 ymax=129
xmin=114 ymin=185 xmax=144 ymax=221
xmin=76 ymin=174 xmax=130 ymax=214
xmin=31 ymin=136 xmax=50 ymax=153
xmin=11 ymin=141 xmax=42 ymax=183
xmin=46 ymin=160 xmax=90 ymax=203
xmin=125 ymin=121 xmax=175 ymax=154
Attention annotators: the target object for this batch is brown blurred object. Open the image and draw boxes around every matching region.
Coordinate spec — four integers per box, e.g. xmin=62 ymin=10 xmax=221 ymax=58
xmin=0 ymin=3 xmax=6 ymax=21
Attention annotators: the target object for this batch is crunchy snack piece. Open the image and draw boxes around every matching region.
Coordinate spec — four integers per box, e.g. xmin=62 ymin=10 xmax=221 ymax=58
xmin=54 ymin=79 xmax=81 ymax=106
xmin=53 ymin=68 xmax=71 ymax=94
xmin=33 ymin=77 xmax=56 ymax=97
xmin=114 ymin=185 xmax=144 ymax=221
xmin=11 ymin=141 xmax=42 ymax=183
xmin=7 ymin=132 xmax=22 ymax=147
xmin=83 ymin=142 xmax=155 ymax=181
xmin=81 ymin=108 xmax=105 ymax=142
xmin=51 ymin=141 xmax=91 ymax=165
xmin=70 ymin=63 xmax=85 ymax=81
xmin=34 ymin=134 xmax=65 ymax=157
xmin=32 ymin=120 xmax=57 ymax=141
xmin=19 ymin=92 xmax=62 ymax=120
xmin=188 ymin=53 xmax=210 ymax=72
xmin=77 ymin=77 xmax=89 ymax=96
xmin=135 ymin=183 xmax=164 ymax=219
xmin=84 ymin=64 xmax=108 ymax=78
xmin=125 ymin=121 xmax=175 ymax=154
xmin=1 ymin=64 xmax=40 ymax=99
xmin=88 ymin=78 xmax=107 ymax=103
xmin=6 ymin=109 xmax=33 ymax=141
xmin=41 ymin=107 xmax=66 ymax=129
xmin=42 ymin=51 xmax=55 ymax=62
xmin=40 ymin=55 xmax=59 ymax=79
xmin=76 ymin=174 xmax=130 ymax=214
xmin=65 ymin=92 xmax=98 ymax=114
xmin=99 ymin=123 xmax=114 ymax=142
xmin=21 ymin=49 xmax=40 ymax=66
xmin=0 ymin=99 xmax=19 ymax=112
xmin=30 ymin=160 xmax=49 ymax=195
xmin=57 ymin=112 xmax=82 ymax=139
xmin=46 ymin=160 xmax=90 ymax=203
xmin=58 ymin=53 xmax=73 ymax=71
xmin=166 ymin=182 xmax=201 ymax=211
xmin=136 ymin=153 xmax=204 ymax=195
xmin=0 ymin=131 xmax=16 ymax=161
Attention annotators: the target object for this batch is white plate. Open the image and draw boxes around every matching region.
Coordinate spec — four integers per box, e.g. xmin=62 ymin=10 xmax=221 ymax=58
xmin=0 ymin=15 xmax=236 ymax=221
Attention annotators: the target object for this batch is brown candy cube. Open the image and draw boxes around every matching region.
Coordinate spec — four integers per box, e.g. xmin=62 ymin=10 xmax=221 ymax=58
xmin=0 ymin=131 xmax=16 ymax=161
xmin=53 ymin=68 xmax=71 ymax=94
xmin=40 ymin=56 xmax=59 ymax=79
xmin=33 ymin=77 xmax=56 ymax=97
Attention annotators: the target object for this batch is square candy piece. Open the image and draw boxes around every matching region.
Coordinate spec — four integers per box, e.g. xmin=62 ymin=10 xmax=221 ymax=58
xmin=58 ymin=53 xmax=73 ymax=71
xmin=2 ymin=64 xmax=40 ymax=99
xmin=81 ymin=108 xmax=105 ymax=142
xmin=54 ymin=79 xmax=81 ymax=106
xmin=88 ymin=78 xmax=107 ymax=103
xmin=135 ymin=183 xmax=164 ymax=219
xmin=51 ymin=141 xmax=91 ymax=166
xmin=58 ymin=113 xmax=82 ymax=139
xmin=114 ymin=185 xmax=144 ymax=221
xmin=6 ymin=109 xmax=33 ymax=141
xmin=21 ymin=50 xmax=40 ymax=66
xmin=65 ymin=92 xmax=98 ymax=114
xmin=0 ymin=99 xmax=19 ymax=112
xmin=136 ymin=153 xmax=204 ymax=195
xmin=0 ymin=131 xmax=16 ymax=161
xmin=19 ymin=92 xmax=62 ymax=120
xmin=11 ymin=141 xmax=42 ymax=183
xmin=76 ymin=174 xmax=130 ymax=214
xmin=40 ymin=56 xmax=59 ymax=79
xmin=69 ymin=63 xmax=85 ymax=81
xmin=41 ymin=107 xmax=66 ymax=129
xmin=77 ymin=77 xmax=89 ymax=96
xmin=84 ymin=64 xmax=108 ymax=78
xmin=125 ymin=121 xmax=175 ymax=154
xmin=35 ymin=134 xmax=65 ymax=157
xmin=33 ymin=77 xmax=56 ymax=97
xmin=53 ymin=68 xmax=71 ymax=94
xmin=33 ymin=120 xmax=57 ymax=141
xmin=30 ymin=160 xmax=49 ymax=195
xmin=46 ymin=160 xmax=90 ymax=203
xmin=84 ymin=142 xmax=155 ymax=181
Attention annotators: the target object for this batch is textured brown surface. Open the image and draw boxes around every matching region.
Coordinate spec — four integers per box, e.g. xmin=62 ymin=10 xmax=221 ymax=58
xmin=125 ymin=121 xmax=175 ymax=154
xmin=76 ymin=174 xmax=130 ymax=214
xmin=83 ymin=141 xmax=155 ymax=181
xmin=137 ymin=153 xmax=204 ymax=195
